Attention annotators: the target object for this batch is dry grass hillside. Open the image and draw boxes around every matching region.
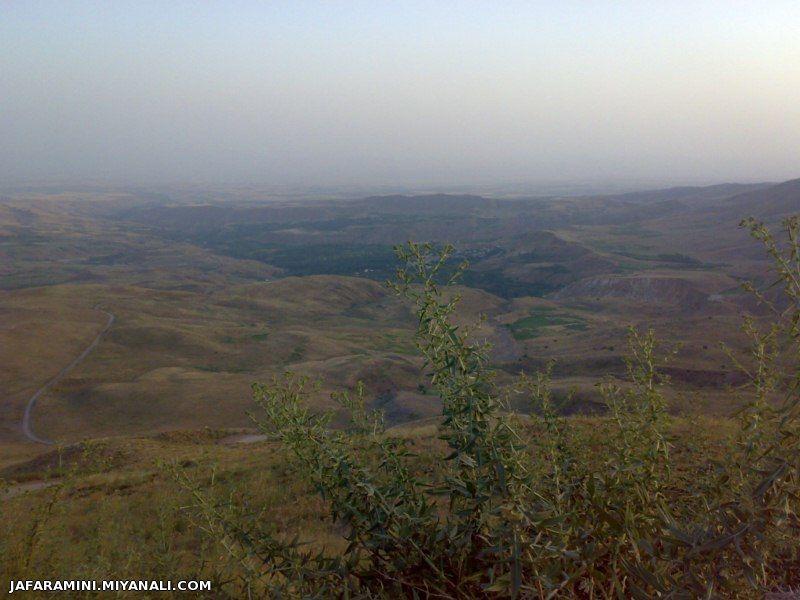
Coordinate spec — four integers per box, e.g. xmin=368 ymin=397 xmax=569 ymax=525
xmin=1 ymin=180 xmax=796 ymax=482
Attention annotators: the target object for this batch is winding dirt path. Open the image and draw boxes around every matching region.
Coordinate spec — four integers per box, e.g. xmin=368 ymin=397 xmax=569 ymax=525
xmin=1 ymin=478 xmax=62 ymax=501
xmin=21 ymin=308 xmax=115 ymax=445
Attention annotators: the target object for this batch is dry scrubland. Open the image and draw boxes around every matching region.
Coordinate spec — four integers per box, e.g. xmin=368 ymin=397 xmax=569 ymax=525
xmin=3 ymin=182 xmax=791 ymax=451
xmin=1 ymin=224 xmax=798 ymax=597
xmin=1 ymin=277 xmax=421 ymax=440
xmin=0 ymin=417 xmax=743 ymax=594
xmin=1 ymin=182 xmax=799 ymax=596
xmin=1 ymin=273 xmax=751 ymax=448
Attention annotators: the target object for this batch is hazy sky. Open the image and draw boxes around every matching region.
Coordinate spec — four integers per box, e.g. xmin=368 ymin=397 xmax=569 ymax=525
xmin=2 ymin=1 xmax=799 ymax=187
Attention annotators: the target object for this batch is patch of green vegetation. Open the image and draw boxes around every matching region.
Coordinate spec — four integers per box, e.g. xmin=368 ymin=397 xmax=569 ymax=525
xmin=461 ymin=269 xmax=562 ymax=299
xmin=250 ymin=332 xmax=270 ymax=341
xmin=287 ymin=346 xmax=305 ymax=363
xmin=196 ymin=235 xmax=400 ymax=281
xmin=615 ymin=250 xmax=711 ymax=269
xmin=197 ymin=224 xmax=563 ymax=299
xmin=508 ymin=307 xmax=588 ymax=340
xmin=264 ymin=244 xmax=399 ymax=279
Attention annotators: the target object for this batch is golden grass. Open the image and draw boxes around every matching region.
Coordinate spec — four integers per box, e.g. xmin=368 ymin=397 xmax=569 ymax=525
xmin=0 ymin=269 xmax=756 ymax=450
xmin=0 ymin=416 xmax=740 ymax=598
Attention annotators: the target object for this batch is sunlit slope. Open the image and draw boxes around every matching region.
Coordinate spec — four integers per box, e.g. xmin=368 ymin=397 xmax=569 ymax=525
xmin=20 ymin=277 xmax=474 ymax=443
xmin=0 ymin=286 xmax=110 ymax=439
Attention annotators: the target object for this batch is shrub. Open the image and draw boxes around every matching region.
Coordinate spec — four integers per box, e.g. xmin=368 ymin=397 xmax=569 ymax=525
xmin=183 ymin=219 xmax=800 ymax=598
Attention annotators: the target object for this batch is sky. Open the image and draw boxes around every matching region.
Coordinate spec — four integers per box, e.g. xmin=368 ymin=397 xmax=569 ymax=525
xmin=1 ymin=1 xmax=799 ymax=188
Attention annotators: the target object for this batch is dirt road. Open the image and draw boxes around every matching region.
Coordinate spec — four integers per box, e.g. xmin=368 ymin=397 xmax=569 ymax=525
xmin=21 ymin=308 xmax=115 ymax=445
